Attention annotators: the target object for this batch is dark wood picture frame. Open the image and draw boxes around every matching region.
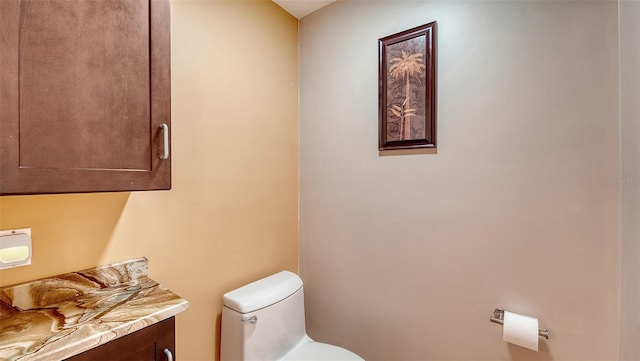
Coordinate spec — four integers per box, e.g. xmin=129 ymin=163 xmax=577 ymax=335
xmin=379 ymin=22 xmax=437 ymax=151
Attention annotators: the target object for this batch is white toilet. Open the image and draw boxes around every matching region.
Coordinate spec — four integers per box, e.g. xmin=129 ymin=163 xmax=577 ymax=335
xmin=220 ymin=271 xmax=364 ymax=361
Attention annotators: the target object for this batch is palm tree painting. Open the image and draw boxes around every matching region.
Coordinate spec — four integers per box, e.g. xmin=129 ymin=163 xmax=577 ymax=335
xmin=379 ymin=22 xmax=436 ymax=150
xmin=388 ymin=47 xmax=425 ymax=140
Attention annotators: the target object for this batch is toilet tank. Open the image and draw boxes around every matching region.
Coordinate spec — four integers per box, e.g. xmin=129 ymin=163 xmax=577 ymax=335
xmin=221 ymin=271 xmax=309 ymax=361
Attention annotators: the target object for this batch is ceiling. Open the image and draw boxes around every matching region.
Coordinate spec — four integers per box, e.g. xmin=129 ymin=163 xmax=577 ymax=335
xmin=272 ymin=0 xmax=336 ymax=19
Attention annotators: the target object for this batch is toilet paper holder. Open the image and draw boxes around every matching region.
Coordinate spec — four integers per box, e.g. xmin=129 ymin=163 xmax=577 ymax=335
xmin=490 ymin=308 xmax=549 ymax=339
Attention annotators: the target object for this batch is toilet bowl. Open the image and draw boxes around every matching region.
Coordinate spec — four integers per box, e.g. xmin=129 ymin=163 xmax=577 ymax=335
xmin=220 ymin=271 xmax=364 ymax=361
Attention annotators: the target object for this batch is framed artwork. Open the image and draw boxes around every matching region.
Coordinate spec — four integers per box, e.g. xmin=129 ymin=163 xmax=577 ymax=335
xmin=378 ymin=22 xmax=436 ymax=151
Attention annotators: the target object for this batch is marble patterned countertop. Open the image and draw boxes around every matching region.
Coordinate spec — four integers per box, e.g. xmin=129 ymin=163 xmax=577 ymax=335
xmin=0 ymin=258 xmax=189 ymax=361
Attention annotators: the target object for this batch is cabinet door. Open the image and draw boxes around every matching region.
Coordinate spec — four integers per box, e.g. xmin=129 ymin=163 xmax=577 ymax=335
xmin=64 ymin=317 xmax=176 ymax=361
xmin=155 ymin=316 xmax=177 ymax=361
xmin=0 ymin=0 xmax=171 ymax=195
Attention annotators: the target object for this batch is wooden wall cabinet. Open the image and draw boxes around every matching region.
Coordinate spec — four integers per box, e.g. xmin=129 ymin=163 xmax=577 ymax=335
xmin=65 ymin=317 xmax=176 ymax=361
xmin=0 ymin=0 xmax=171 ymax=195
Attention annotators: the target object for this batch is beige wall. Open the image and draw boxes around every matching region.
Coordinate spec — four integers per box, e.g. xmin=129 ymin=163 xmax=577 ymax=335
xmin=620 ymin=0 xmax=640 ymax=359
xmin=0 ymin=1 xmax=299 ymax=360
xmin=299 ymin=1 xmax=620 ymax=360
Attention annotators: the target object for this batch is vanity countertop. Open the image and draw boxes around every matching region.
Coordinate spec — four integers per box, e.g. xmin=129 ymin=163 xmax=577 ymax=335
xmin=0 ymin=258 xmax=189 ymax=361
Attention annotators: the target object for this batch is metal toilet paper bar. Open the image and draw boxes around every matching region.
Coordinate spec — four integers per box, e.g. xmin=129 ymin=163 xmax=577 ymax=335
xmin=490 ymin=308 xmax=549 ymax=339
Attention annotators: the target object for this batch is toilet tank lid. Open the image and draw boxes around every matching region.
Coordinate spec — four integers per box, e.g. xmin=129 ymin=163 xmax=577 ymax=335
xmin=223 ymin=271 xmax=303 ymax=313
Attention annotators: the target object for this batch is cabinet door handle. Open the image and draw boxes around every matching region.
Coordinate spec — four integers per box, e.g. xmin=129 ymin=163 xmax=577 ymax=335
xmin=163 ymin=348 xmax=174 ymax=361
xmin=159 ymin=123 xmax=170 ymax=160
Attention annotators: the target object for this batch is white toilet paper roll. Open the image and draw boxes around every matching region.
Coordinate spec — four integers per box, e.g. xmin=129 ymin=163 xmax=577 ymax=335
xmin=503 ymin=311 xmax=539 ymax=351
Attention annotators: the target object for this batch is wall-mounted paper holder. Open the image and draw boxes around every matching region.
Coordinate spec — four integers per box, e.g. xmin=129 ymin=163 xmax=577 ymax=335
xmin=490 ymin=308 xmax=549 ymax=339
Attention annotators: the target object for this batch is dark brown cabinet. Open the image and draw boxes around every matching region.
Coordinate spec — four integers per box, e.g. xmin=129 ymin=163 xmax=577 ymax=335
xmin=0 ymin=0 xmax=171 ymax=195
xmin=64 ymin=317 xmax=176 ymax=361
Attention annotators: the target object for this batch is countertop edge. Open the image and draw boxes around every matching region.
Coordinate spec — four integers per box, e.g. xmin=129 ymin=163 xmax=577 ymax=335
xmin=21 ymin=299 xmax=190 ymax=361
xmin=0 ymin=258 xmax=190 ymax=361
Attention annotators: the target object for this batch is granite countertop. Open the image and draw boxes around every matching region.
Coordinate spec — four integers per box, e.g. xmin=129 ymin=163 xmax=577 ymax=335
xmin=0 ymin=258 xmax=189 ymax=361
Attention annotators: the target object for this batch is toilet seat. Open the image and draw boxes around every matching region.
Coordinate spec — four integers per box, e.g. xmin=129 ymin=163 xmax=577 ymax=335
xmin=283 ymin=341 xmax=364 ymax=361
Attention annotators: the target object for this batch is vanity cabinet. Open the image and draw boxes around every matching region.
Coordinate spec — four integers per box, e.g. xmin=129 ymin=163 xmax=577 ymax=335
xmin=0 ymin=0 xmax=171 ymax=195
xmin=64 ymin=317 xmax=176 ymax=361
